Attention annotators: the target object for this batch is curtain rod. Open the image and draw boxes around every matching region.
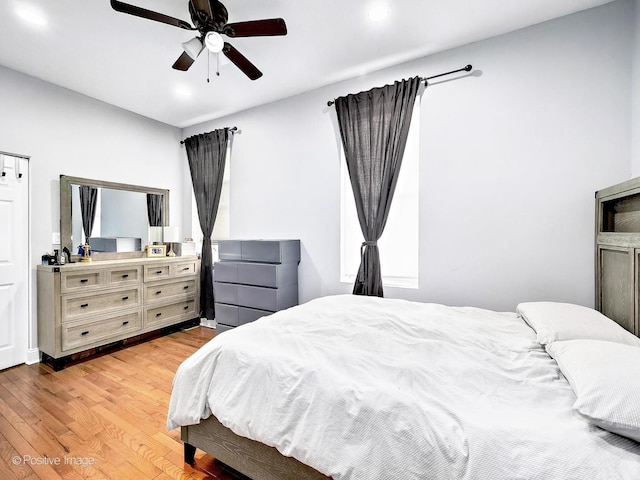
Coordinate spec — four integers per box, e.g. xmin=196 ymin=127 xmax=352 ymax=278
xmin=326 ymin=64 xmax=473 ymax=107
xmin=180 ymin=126 xmax=238 ymax=144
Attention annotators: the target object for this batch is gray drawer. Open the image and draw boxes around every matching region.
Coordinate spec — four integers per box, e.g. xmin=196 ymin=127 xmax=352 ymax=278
xmin=215 ymin=303 xmax=271 ymax=327
xmin=214 ymin=281 xmax=238 ymax=305
xmin=215 ymin=262 xmax=298 ymax=288
xmin=214 ymin=283 xmax=298 ymax=311
xmin=238 ymin=262 xmax=297 ymax=287
xmin=215 ymin=323 xmax=235 ymax=335
xmin=218 ymin=240 xmax=300 ymax=264
xmin=238 ymin=284 xmax=298 ymax=311
xmin=214 ymin=262 xmax=238 ymax=283
xmin=218 ymin=241 xmax=242 ymax=261
xmin=241 ymin=240 xmax=300 ymax=263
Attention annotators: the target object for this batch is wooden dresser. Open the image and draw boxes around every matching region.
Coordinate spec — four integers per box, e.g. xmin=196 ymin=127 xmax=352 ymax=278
xmin=37 ymin=256 xmax=200 ymax=369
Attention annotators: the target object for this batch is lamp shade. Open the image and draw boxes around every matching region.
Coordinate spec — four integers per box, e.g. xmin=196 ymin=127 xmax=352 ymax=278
xmin=182 ymin=36 xmax=204 ymax=59
xmin=163 ymin=226 xmax=181 ymax=243
xmin=149 ymin=226 xmax=163 ymax=244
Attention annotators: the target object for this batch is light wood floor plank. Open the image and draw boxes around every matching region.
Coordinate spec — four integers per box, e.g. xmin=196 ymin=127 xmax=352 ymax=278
xmin=0 ymin=327 xmax=248 ymax=480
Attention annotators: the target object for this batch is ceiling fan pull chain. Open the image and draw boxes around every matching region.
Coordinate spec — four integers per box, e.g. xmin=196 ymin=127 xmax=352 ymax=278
xmin=216 ymin=53 xmax=221 ymax=76
xmin=207 ymin=50 xmax=210 ymax=83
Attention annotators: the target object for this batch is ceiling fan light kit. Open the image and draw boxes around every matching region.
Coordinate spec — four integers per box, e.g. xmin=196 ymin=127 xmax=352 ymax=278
xmin=204 ymin=31 xmax=224 ymax=53
xmin=110 ymin=0 xmax=287 ymax=80
xmin=182 ymin=37 xmax=204 ymax=59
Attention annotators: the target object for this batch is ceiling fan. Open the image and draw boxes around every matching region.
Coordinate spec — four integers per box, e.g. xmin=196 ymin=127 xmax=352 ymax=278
xmin=110 ymin=0 xmax=287 ymax=80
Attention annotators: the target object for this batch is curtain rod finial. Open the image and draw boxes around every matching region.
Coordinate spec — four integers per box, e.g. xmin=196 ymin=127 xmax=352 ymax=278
xmin=464 ymin=64 xmax=472 ymax=71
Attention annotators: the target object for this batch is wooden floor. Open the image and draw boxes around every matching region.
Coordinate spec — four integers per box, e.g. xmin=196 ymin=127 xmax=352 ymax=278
xmin=0 ymin=326 xmax=249 ymax=480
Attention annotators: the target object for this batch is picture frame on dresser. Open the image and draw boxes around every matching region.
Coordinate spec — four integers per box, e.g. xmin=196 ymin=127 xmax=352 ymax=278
xmin=146 ymin=245 xmax=166 ymax=257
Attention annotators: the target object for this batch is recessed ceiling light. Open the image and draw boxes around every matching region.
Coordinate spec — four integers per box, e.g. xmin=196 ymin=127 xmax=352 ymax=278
xmin=15 ymin=3 xmax=48 ymax=28
xmin=368 ymin=3 xmax=390 ymax=22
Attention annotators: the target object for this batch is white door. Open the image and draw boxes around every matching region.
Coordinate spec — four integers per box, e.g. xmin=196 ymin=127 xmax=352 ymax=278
xmin=0 ymin=154 xmax=28 ymax=370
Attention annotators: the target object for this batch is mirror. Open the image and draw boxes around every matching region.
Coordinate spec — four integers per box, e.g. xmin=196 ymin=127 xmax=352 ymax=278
xmin=60 ymin=175 xmax=169 ymax=260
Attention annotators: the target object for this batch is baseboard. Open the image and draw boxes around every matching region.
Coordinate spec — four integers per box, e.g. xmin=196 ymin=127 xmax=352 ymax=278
xmin=26 ymin=348 xmax=40 ymax=365
xmin=200 ymin=318 xmax=217 ymax=329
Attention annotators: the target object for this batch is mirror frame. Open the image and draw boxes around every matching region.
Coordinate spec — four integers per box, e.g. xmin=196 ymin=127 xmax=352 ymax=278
xmin=60 ymin=175 xmax=170 ymax=260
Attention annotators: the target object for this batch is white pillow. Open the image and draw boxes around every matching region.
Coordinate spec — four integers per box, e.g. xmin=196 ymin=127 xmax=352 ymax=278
xmin=547 ymin=339 xmax=640 ymax=442
xmin=516 ymin=301 xmax=640 ymax=347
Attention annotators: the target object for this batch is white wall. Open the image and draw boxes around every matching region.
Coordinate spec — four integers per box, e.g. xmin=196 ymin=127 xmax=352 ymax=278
xmin=633 ymin=0 xmax=640 ymax=175
xmin=0 ymin=66 xmax=183 ymax=355
xmin=183 ymin=0 xmax=633 ymax=312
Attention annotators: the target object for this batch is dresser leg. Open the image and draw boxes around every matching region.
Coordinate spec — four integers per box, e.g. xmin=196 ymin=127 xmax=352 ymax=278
xmin=41 ymin=353 xmax=67 ymax=371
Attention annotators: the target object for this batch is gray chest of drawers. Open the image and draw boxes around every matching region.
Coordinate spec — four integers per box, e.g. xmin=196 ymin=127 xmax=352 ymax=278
xmin=214 ymin=240 xmax=300 ymax=333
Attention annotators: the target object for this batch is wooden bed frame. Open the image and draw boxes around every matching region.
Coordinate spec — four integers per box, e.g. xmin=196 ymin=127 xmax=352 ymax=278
xmin=181 ymin=415 xmax=330 ymax=480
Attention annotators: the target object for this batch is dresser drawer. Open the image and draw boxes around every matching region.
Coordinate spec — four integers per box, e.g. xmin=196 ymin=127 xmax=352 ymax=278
xmin=62 ymin=287 xmax=141 ymax=321
xmin=144 ymin=279 xmax=196 ymax=304
xmin=238 ymin=284 xmax=298 ymax=311
xmin=218 ymin=240 xmax=300 ymax=263
xmin=173 ymin=261 xmax=197 ymax=277
xmin=214 ymin=262 xmax=298 ymax=288
xmin=61 ymin=310 xmax=142 ymax=352
xmin=240 ymin=240 xmax=299 ymax=263
xmin=213 ymin=281 xmax=239 ymax=305
xmin=144 ymin=264 xmax=171 ymax=281
xmin=215 ymin=303 xmax=271 ymax=328
xmin=145 ymin=299 xmax=197 ymax=327
xmin=107 ymin=266 xmax=141 ymax=286
xmin=237 ymin=262 xmax=297 ymax=288
xmin=61 ymin=270 xmax=102 ymax=293
xmin=214 ymin=262 xmax=238 ymax=283
xmin=215 ymin=283 xmax=298 ymax=312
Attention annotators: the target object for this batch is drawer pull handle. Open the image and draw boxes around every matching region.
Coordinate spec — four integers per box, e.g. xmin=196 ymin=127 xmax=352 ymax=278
xmin=81 ymin=331 xmax=89 ymax=336
xmin=183 ymin=285 xmax=189 ymax=290
xmin=182 ymin=267 xmax=190 ymax=271
xmin=80 ymin=279 xmax=88 ymax=283
xmin=122 ymin=321 xmax=129 ymax=326
xmin=122 ymin=296 xmax=129 ymax=301
xmin=156 ymin=270 xmax=163 ymax=274
xmin=122 ymin=274 xmax=129 ymax=278
xmin=156 ymin=313 xmax=162 ymax=317
xmin=80 ymin=303 xmax=89 ymax=308
xmin=183 ymin=305 xmax=189 ymax=310
xmin=156 ymin=290 xmax=162 ymax=295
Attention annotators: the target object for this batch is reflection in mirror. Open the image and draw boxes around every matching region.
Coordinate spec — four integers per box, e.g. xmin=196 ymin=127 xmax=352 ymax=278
xmin=71 ymin=186 xmax=149 ymax=251
xmin=60 ymin=175 xmax=169 ymax=260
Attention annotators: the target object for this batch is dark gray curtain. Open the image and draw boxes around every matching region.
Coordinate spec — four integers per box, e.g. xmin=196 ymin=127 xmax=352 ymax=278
xmin=79 ymin=185 xmax=98 ymax=242
xmin=185 ymin=128 xmax=229 ymax=320
xmin=146 ymin=194 xmax=163 ymax=227
xmin=335 ymin=77 xmax=421 ymax=297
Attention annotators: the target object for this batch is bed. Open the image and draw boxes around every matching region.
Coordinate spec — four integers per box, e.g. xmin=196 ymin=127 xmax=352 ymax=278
xmin=167 ymin=294 xmax=640 ymax=479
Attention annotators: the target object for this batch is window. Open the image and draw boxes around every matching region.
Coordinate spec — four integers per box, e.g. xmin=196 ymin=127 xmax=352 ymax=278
xmin=191 ymin=146 xmax=231 ymax=261
xmin=340 ymin=103 xmax=419 ymax=288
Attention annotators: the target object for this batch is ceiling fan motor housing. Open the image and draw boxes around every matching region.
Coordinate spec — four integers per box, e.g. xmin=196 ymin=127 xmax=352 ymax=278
xmin=189 ymin=0 xmax=228 ymax=32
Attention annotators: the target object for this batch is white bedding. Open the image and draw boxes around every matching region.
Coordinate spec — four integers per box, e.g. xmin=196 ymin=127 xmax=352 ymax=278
xmin=167 ymin=295 xmax=640 ymax=479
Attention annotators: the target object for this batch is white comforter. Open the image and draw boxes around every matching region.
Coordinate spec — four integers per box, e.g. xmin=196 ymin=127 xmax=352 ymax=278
xmin=167 ymin=295 xmax=640 ymax=479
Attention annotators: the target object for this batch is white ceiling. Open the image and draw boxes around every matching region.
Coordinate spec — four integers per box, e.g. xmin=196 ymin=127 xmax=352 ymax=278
xmin=0 ymin=0 xmax=614 ymax=128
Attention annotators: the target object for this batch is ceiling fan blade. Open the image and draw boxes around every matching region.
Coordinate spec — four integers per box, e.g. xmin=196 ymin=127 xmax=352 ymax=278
xmin=223 ymin=43 xmax=262 ymax=80
xmin=224 ymin=18 xmax=287 ymax=37
xmin=190 ymin=0 xmax=214 ymax=19
xmin=172 ymin=52 xmax=196 ymax=71
xmin=111 ymin=0 xmax=195 ymax=30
